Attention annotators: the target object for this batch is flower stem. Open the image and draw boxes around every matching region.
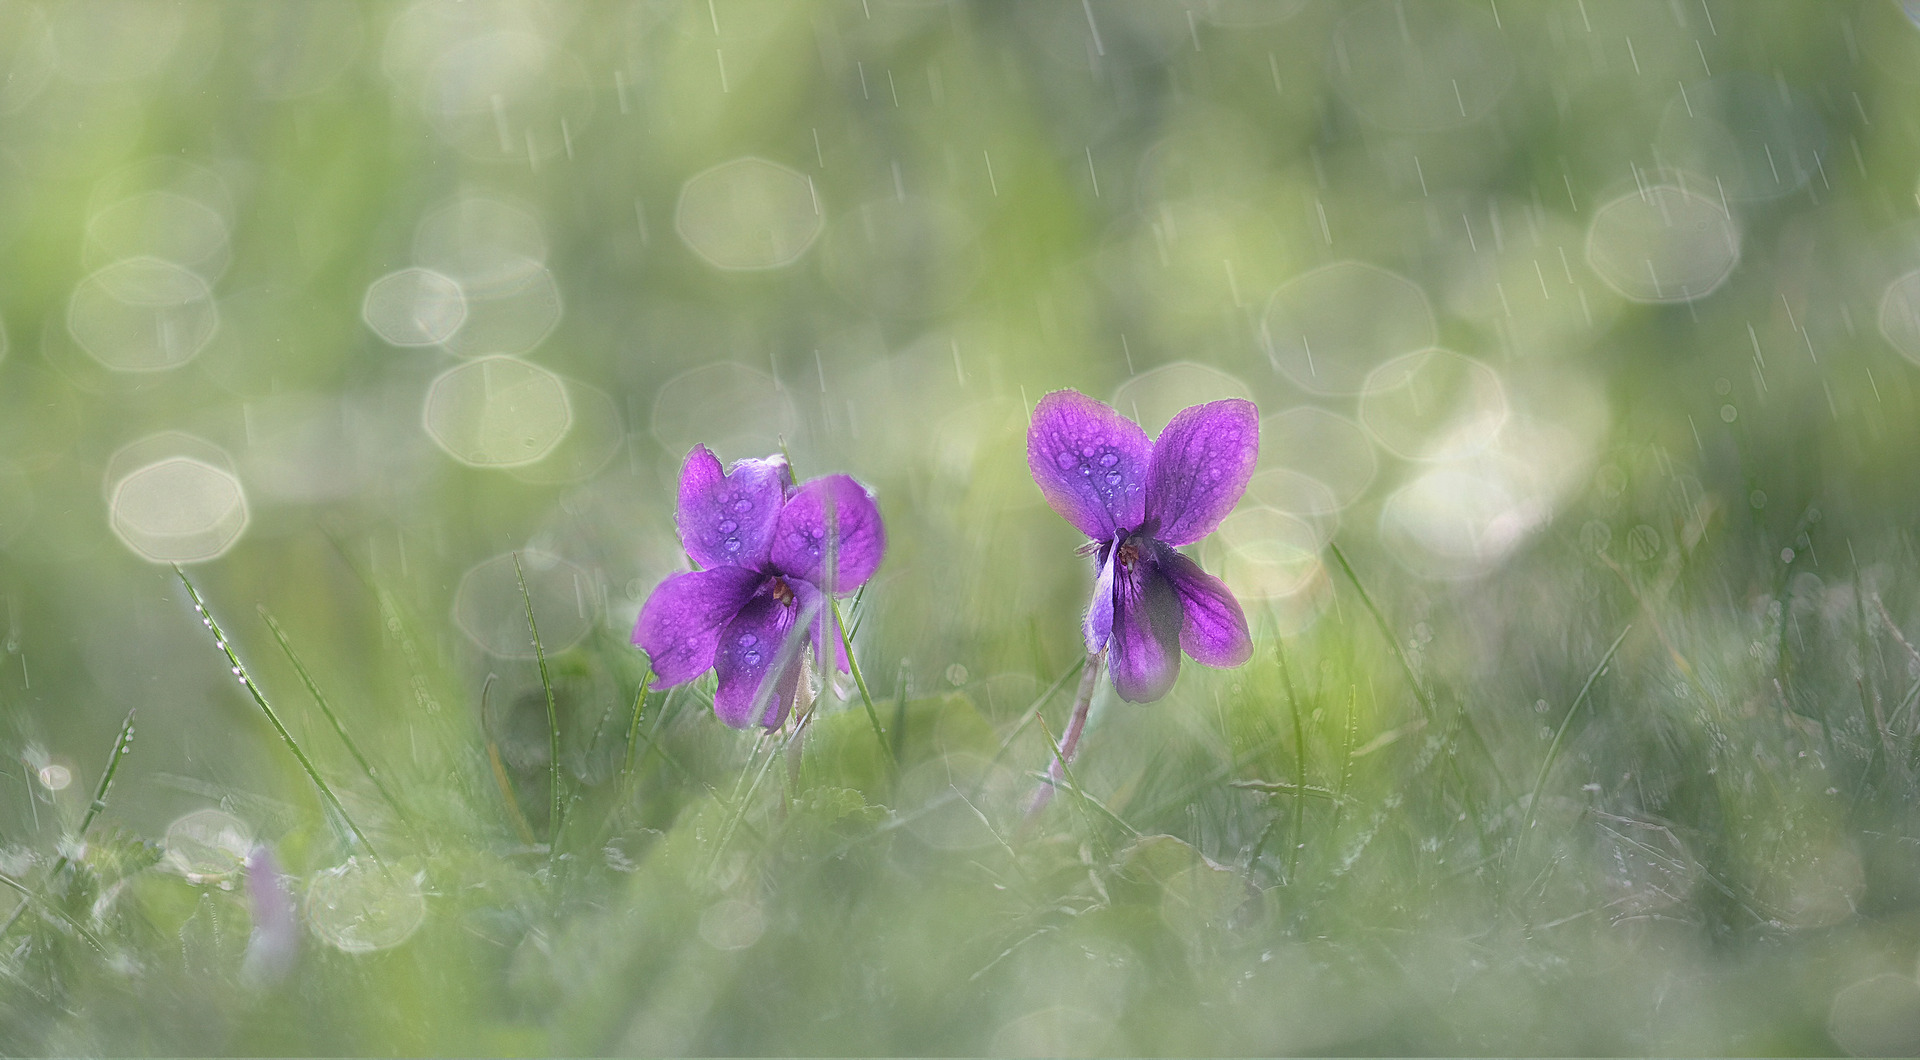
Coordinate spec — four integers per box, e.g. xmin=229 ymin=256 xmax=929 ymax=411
xmin=1026 ymin=649 xmax=1104 ymax=817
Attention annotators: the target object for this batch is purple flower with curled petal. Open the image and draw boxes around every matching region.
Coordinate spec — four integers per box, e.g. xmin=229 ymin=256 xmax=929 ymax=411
xmin=634 ymin=445 xmax=885 ymax=729
xmin=1028 ymin=390 xmax=1257 ymax=702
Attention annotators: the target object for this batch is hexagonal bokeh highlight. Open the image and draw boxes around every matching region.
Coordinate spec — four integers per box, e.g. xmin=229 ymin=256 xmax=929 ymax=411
xmin=163 ymin=808 xmax=251 ymax=883
xmin=363 ymin=267 xmax=467 ymax=347
xmin=453 ymin=550 xmax=597 ymax=658
xmin=438 ymin=262 xmax=560 ymax=358
xmin=305 ymin=857 xmax=426 ymax=954
xmin=1109 ymin=362 xmax=1253 ymax=436
xmin=423 ymin=355 xmax=573 ymax=467
xmin=1357 ymin=348 xmax=1508 ymax=462
xmin=676 ymin=157 xmax=823 ymax=270
xmin=108 ymin=455 xmax=249 ymax=562
xmin=1262 ymin=261 xmax=1435 ymax=396
xmin=85 ymin=189 xmax=230 ymax=278
xmin=1585 ymin=184 xmax=1740 ymax=303
xmin=414 ymin=195 xmax=549 ymax=293
xmin=650 ymin=362 xmax=799 ymax=459
xmin=1880 ymin=270 xmax=1920 ymax=366
xmin=68 ymin=257 xmax=219 ymax=371
xmin=1260 ymin=407 xmax=1377 ymax=507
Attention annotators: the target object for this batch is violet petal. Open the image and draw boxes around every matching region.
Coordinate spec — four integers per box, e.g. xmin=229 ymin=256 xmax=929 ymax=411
xmin=632 ymin=566 xmax=763 ymax=686
xmin=712 ymin=588 xmax=806 ymax=729
xmin=675 ymin=444 xmax=790 ymax=570
xmin=1083 ymin=540 xmax=1117 ymax=654
xmin=770 ymin=474 xmax=886 ymax=592
xmin=1108 ymin=556 xmax=1184 ymax=702
xmin=1145 ymin=399 xmax=1259 ymax=547
xmin=1027 ymin=389 xmax=1152 ymax=541
xmin=1156 ymin=545 xmax=1253 ymax=668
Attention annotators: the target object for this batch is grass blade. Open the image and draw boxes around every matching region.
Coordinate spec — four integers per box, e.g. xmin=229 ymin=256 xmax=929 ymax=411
xmin=620 ymin=667 xmax=655 ymax=781
xmin=1518 ymin=624 xmax=1632 ymax=857
xmin=832 ymin=597 xmax=892 ymax=769
xmin=512 ymin=553 xmax=565 ymax=866
xmin=1328 ymin=541 xmax=1509 ymax=798
xmin=173 ymin=565 xmax=381 ymax=865
xmin=1033 ymin=712 xmax=1114 ymax=861
xmin=0 ymin=706 xmax=136 ymax=942
xmin=258 ymin=606 xmax=414 ymax=830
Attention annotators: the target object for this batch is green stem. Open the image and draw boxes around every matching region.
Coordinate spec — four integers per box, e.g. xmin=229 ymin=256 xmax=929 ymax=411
xmin=0 ymin=707 xmax=136 ymax=942
xmin=1327 ymin=542 xmax=1509 ymax=798
xmin=259 ymin=607 xmax=413 ymax=829
xmin=174 ymin=566 xmax=381 ymax=864
xmin=1026 ymin=651 xmax=1103 ymax=817
xmin=1276 ymin=640 xmax=1308 ymax=881
xmin=620 ymin=668 xmax=655 ymax=781
xmin=1033 ymin=712 xmax=1113 ymax=861
xmin=1518 ymin=624 xmax=1632 ymax=856
xmin=832 ymin=598 xmax=891 ymax=768
xmin=512 ymin=553 xmax=564 ymax=868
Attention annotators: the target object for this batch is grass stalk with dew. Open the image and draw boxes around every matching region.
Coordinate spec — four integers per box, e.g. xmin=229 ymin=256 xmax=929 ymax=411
xmin=0 ymin=706 xmax=133 ymax=943
xmin=171 ymin=565 xmax=382 ymax=866
xmin=258 ymin=605 xmax=415 ymax=832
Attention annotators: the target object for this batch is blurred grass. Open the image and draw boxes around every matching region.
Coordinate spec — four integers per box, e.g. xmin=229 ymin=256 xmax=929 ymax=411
xmin=9 ymin=0 xmax=1920 ymax=1054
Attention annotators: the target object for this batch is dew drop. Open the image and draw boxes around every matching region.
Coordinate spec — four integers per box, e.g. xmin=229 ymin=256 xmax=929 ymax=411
xmin=744 ymin=650 xmax=761 ymax=664
xmin=1104 ymin=471 xmax=1122 ymax=485
xmin=1054 ymin=451 xmax=1077 ymax=470
xmin=723 ymin=536 xmax=741 ymax=552
xmin=732 ymin=498 xmax=752 ymax=513
xmin=738 ymin=632 xmax=758 ymax=648
xmin=1098 ymin=452 xmax=1119 ymax=468
xmin=717 ymin=518 xmax=737 ymax=533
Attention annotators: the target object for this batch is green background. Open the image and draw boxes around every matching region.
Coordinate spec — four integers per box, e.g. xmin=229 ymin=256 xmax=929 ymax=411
xmin=9 ymin=0 xmax=1920 ymax=1053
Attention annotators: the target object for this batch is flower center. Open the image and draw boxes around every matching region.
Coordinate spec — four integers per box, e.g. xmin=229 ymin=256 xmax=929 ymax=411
xmin=769 ymin=577 xmax=795 ymax=606
xmin=1116 ymin=541 xmax=1142 ymax=568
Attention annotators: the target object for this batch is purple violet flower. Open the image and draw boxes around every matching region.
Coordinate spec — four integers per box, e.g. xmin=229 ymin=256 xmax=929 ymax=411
xmin=633 ymin=445 xmax=885 ymax=729
xmin=1027 ymin=390 xmax=1258 ymax=702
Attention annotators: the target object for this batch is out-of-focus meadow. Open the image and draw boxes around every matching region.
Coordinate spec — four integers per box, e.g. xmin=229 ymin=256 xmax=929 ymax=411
xmin=10 ymin=0 xmax=1920 ymax=1053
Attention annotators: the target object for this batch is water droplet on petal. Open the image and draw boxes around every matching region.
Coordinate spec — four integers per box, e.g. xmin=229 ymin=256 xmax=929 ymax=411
xmin=723 ymin=536 xmax=741 ymax=552
xmin=1105 ymin=471 xmax=1122 ymax=485
xmin=1054 ymin=451 xmax=1077 ymax=470
xmin=732 ymin=498 xmax=752 ymax=513
xmin=717 ymin=518 xmax=737 ymax=533
xmin=1098 ymin=452 xmax=1119 ymax=468
xmin=744 ymin=650 xmax=760 ymax=665
xmin=738 ymin=632 xmax=758 ymax=648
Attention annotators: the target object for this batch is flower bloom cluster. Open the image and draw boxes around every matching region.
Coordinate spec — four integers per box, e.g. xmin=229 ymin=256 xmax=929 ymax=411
xmin=1026 ymin=390 xmax=1257 ymax=701
xmin=633 ymin=446 xmax=885 ymax=728
xmin=636 ymin=390 xmax=1254 ymax=727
